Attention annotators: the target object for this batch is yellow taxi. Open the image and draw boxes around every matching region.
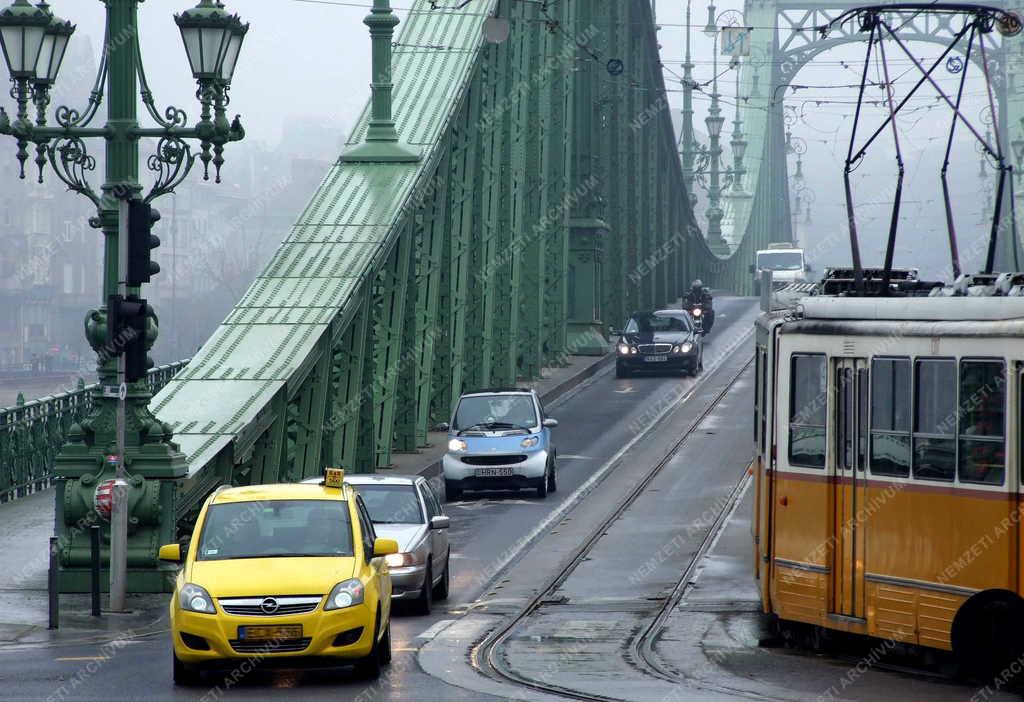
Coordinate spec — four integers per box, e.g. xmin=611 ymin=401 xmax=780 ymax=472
xmin=161 ymin=469 xmax=399 ymax=685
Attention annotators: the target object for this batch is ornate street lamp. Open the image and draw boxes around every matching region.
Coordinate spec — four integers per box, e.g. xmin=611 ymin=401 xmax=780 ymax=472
xmin=0 ymin=0 xmax=48 ymax=80
xmin=0 ymin=0 xmax=248 ymax=605
xmin=33 ymin=2 xmax=74 ymax=87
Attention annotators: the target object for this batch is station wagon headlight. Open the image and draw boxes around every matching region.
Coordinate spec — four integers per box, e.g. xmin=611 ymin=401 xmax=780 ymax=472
xmin=448 ymin=438 xmax=468 ymax=452
xmin=179 ymin=583 xmax=215 ymax=614
xmin=521 ymin=436 xmax=539 ymax=449
xmin=385 ymin=552 xmax=424 ymax=568
xmin=325 ymin=578 xmax=365 ymax=611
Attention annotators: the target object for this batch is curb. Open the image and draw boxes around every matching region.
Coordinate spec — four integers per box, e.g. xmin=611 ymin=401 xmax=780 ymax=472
xmin=414 ymin=354 xmax=615 ymax=481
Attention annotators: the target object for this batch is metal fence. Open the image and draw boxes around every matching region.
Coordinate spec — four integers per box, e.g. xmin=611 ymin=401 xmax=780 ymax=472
xmin=0 ymin=361 xmax=188 ymax=502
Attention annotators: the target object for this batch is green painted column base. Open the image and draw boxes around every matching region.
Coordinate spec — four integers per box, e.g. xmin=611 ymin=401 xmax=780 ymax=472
xmin=566 ymin=321 xmax=612 ymax=356
xmin=58 ymin=565 xmax=177 ymax=594
xmin=567 ymin=219 xmax=610 ymax=356
xmin=340 ymin=141 xmax=421 ymax=163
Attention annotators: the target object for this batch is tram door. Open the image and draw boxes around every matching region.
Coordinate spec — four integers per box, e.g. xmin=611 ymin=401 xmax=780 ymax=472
xmin=831 ymin=358 xmax=868 ymax=619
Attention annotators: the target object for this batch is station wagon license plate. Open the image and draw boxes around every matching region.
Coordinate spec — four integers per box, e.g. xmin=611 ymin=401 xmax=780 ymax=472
xmin=475 ymin=467 xmax=514 ymax=477
xmin=643 ymin=356 xmax=667 ymax=363
xmin=238 ymin=625 xmax=302 ymax=642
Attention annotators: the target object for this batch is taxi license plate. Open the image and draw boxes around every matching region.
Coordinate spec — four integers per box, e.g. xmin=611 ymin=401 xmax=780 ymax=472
xmin=643 ymin=356 xmax=667 ymax=363
xmin=475 ymin=467 xmax=514 ymax=477
xmin=238 ymin=625 xmax=302 ymax=642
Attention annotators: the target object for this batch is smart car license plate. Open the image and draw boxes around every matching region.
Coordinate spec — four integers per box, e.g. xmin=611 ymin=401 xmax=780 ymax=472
xmin=643 ymin=356 xmax=667 ymax=363
xmin=238 ymin=625 xmax=302 ymax=642
xmin=475 ymin=467 xmax=514 ymax=477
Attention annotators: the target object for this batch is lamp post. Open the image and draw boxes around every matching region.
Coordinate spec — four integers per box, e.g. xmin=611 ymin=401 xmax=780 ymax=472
xmin=729 ymin=59 xmax=747 ymax=193
xmin=701 ymin=6 xmax=740 ymax=256
xmin=0 ymin=0 xmax=248 ymax=603
xmin=680 ymin=0 xmax=697 ymax=209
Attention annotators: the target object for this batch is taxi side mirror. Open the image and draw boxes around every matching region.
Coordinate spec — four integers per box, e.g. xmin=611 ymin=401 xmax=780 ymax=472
xmin=159 ymin=543 xmax=183 ymax=564
xmin=373 ymin=538 xmax=399 ymax=557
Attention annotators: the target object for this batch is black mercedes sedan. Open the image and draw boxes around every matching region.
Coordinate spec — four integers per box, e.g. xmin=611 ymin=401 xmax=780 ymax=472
xmin=611 ymin=310 xmax=704 ymax=378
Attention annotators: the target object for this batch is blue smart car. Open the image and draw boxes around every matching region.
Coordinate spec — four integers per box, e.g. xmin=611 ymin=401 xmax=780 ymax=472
xmin=439 ymin=388 xmax=558 ymax=501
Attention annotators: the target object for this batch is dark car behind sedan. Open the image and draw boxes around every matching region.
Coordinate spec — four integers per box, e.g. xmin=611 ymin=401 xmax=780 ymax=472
xmin=613 ymin=310 xmax=704 ymax=378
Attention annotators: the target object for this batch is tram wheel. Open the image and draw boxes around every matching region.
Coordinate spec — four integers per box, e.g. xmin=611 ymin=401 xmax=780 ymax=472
xmin=952 ymin=591 xmax=1024 ymax=680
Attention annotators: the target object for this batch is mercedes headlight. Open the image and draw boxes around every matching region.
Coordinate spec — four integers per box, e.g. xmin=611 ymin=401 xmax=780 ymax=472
xmin=448 ymin=438 xmax=468 ymax=452
xmin=617 ymin=344 xmax=630 ymax=355
xmin=179 ymin=583 xmax=215 ymax=614
xmin=325 ymin=578 xmax=365 ymax=611
xmin=681 ymin=342 xmax=693 ymax=353
xmin=521 ymin=436 xmax=540 ymax=449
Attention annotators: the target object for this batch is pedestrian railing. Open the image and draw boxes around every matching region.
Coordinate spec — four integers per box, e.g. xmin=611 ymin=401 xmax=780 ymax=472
xmin=0 ymin=361 xmax=188 ymax=503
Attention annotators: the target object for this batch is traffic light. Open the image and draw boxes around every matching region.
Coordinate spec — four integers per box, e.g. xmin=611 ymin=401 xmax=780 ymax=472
xmin=107 ymin=294 xmax=154 ymax=383
xmin=127 ymin=200 xmax=161 ymax=287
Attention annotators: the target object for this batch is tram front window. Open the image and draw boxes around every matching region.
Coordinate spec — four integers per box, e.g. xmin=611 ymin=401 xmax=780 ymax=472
xmin=958 ymin=360 xmax=1006 ymax=485
xmin=913 ymin=359 xmax=957 ymax=482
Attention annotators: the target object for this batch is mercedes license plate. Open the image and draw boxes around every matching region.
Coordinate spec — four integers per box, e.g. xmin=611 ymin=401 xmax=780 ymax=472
xmin=475 ymin=467 xmax=514 ymax=477
xmin=643 ymin=356 xmax=667 ymax=363
xmin=238 ymin=625 xmax=303 ymax=642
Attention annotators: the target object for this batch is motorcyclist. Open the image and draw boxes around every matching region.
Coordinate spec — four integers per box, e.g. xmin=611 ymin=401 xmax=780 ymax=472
xmin=685 ymin=280 xmax=714 ymax=331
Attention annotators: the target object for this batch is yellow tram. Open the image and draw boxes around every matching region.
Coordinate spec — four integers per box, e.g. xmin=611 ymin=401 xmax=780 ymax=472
xmin=753 ymin=269 xmax=1024 ymax=668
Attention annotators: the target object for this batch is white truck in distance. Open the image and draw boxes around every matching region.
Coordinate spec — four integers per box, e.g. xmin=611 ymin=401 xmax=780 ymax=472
xmin=752 ymin=244 xmax=811 ymax=293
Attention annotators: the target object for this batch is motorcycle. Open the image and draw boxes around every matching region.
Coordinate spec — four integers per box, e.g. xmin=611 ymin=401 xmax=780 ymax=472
xmin=689 ymin=302 xmax=715 ymax=333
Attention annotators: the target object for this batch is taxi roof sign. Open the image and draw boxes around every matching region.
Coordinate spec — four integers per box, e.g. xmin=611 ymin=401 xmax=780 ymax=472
xmin=324 ymin=467 xmax=345 ymax=489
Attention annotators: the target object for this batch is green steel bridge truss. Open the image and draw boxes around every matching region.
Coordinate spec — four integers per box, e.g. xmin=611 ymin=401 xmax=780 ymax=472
xmin=1 ymin=0 xmax=1015 ymax=589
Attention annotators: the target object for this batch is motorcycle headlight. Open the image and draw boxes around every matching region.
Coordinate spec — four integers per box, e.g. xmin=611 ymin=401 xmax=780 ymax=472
xmin=521 ymin=436 xmax=540 ymax=449
xmin=179 ymin=583 xmax=215 ymax=614
xmin=448 ymin=438 xmax=467 ymax=452
xmin=692 ymin=307 xmax=702 ymax=317
xmin=681 ymin=342 xmax=693 ymax=353
xmin=617 ymin=344 xmax=630 ymax=355
xmin=385 ymin=552 xmax=424 ymax=568
xmin=325 ymin=578 xmax=365 ymax=611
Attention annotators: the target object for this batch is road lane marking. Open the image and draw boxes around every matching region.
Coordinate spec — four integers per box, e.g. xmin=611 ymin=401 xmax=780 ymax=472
xmin=416 ymin=619 xmax=456 ymax=640
xmin=56 ymin=656 xmax=106 ymax=661
xmin=468 ymin=325 xmax=755 ymax=596
xmin=559 ymin=455 xmax=591 ymax=460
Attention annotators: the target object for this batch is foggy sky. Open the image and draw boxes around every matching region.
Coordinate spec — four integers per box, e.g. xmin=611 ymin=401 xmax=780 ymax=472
xmin=52 ymin=0 xmax=391 ymax=149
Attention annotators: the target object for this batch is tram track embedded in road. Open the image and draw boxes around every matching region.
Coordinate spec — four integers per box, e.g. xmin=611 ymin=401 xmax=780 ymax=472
xmin=470 ymin=344 xmax=757 ymax=702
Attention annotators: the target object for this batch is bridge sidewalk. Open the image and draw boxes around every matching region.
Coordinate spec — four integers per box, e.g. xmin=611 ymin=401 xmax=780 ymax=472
xmin=0 ymin=352 xmax=611 ymax=645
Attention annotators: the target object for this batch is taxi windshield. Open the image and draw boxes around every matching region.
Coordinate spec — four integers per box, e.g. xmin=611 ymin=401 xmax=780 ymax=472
xmin=197 ymin=500 xmax=353 ymax=560
xmin=454 ymin=395 xmax=538 ymax=432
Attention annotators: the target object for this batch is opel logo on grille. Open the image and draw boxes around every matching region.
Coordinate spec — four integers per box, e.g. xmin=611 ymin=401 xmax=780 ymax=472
xmin=260 ymin=597 xmax=279 ymax=614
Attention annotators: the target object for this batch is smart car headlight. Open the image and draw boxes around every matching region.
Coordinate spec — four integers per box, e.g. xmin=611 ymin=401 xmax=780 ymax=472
xmin=521 ymin=436 xmax=540 ymax=449
xmin=325 ymin=578 xmax=365 ymax=611
xmin=448 ymin=438 xmax=468 ymax=452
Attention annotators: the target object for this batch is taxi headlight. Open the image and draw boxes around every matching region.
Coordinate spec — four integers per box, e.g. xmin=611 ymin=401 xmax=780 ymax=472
xmin=521 ymin=436 xmax=539 ymax=449
xmin=325 ymin=578 xmax=365 ymax=611
xmin=385 ymin=552 xmax=423 ymax=568
xmin=448 ymin=438 xmax=468 ymax=452
xmin=179 ymin=583 xmax=215 ymax=614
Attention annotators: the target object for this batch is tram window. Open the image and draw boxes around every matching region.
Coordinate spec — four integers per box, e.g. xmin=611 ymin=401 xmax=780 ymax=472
xmin=958 ymin=360 xmax=1006 ymax=485
xmin=870 ymin=358 xmax=911 ymax=477
xmin=913 ymin=359 xmax=956 ymax=482
xmin=789 ymin=354 xmax=826 ymax=469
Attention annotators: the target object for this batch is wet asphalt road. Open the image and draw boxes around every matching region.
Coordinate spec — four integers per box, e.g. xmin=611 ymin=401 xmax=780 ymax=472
xmin=0 ymin=299 xmax=758 ymax=702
